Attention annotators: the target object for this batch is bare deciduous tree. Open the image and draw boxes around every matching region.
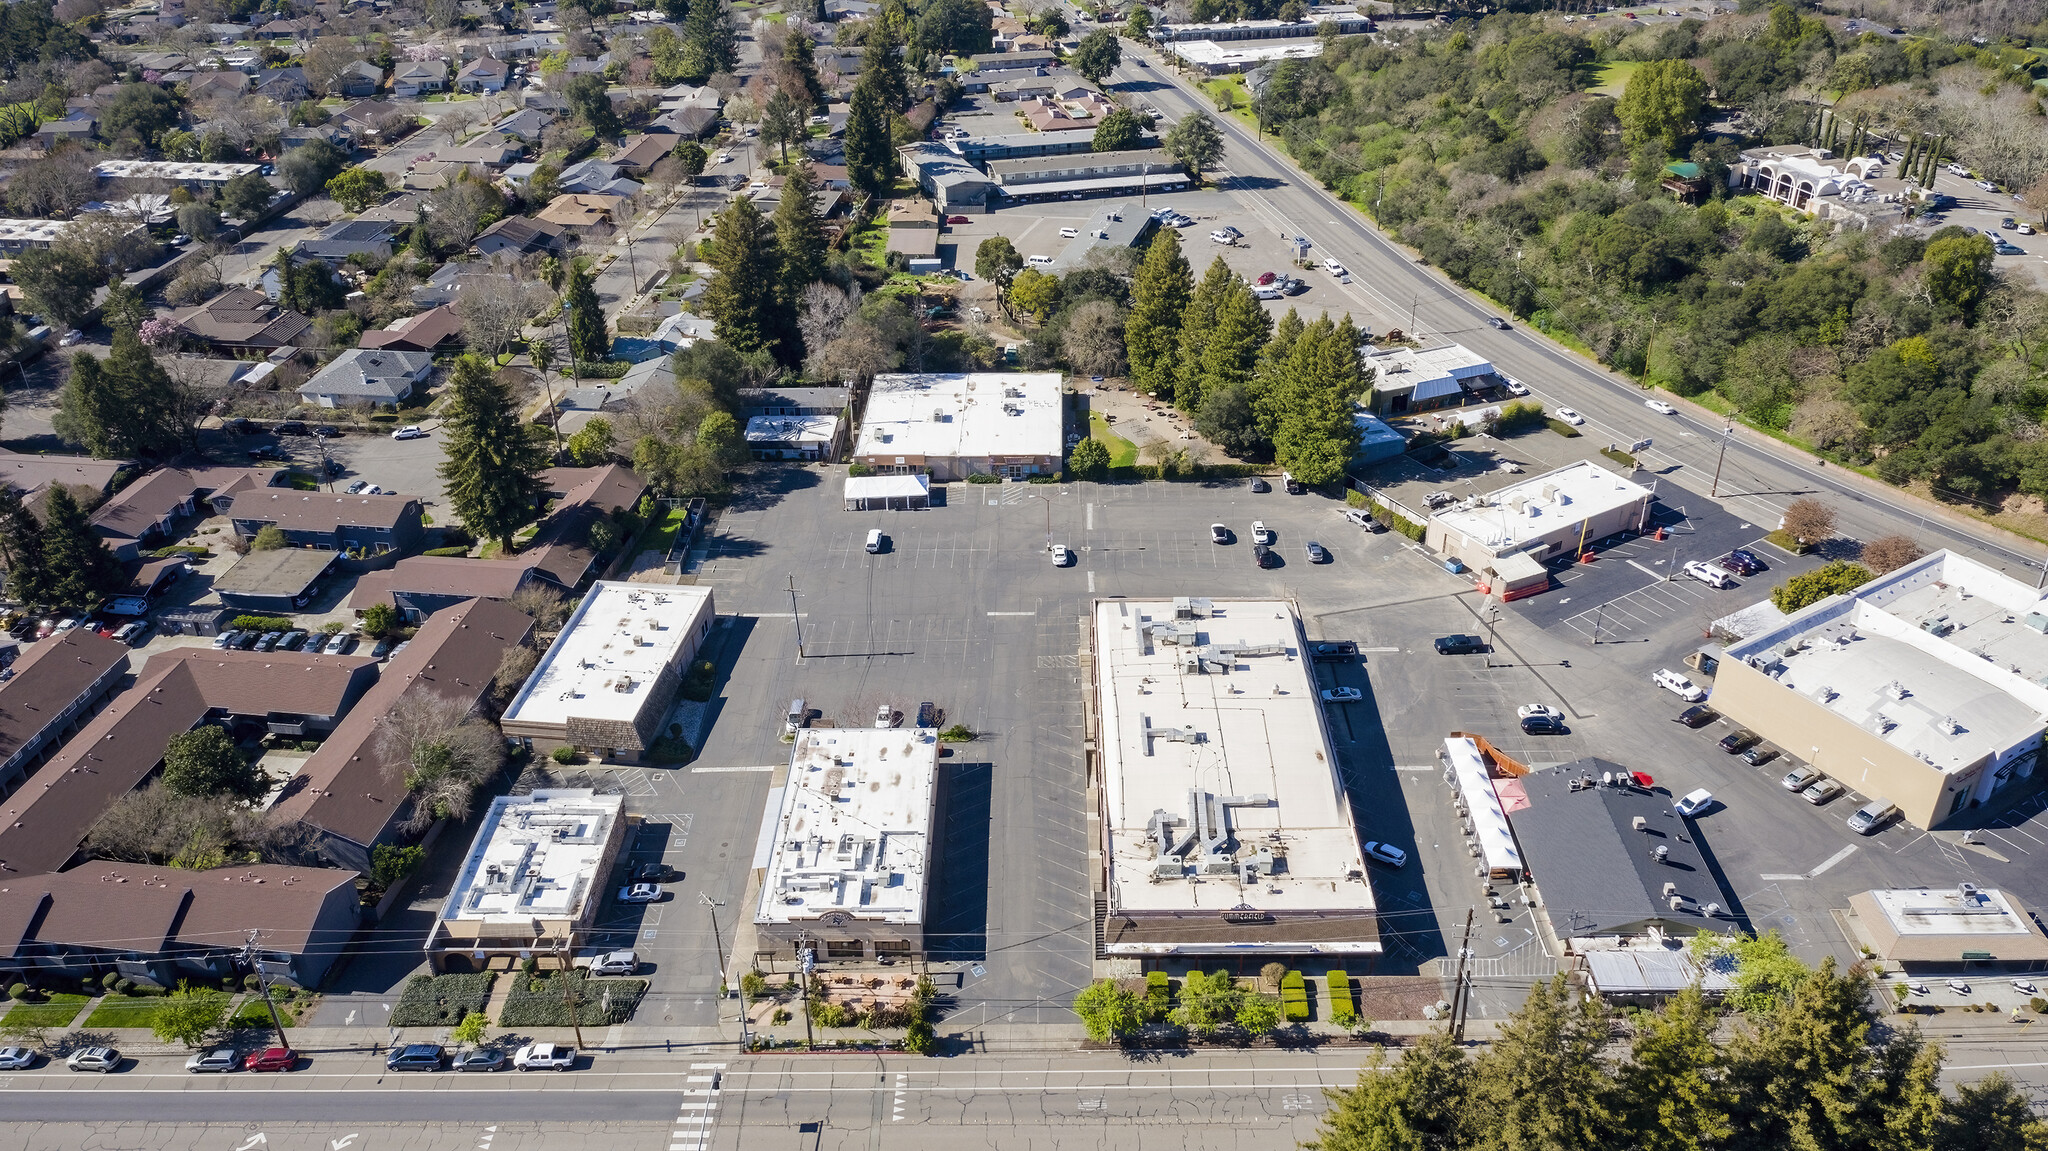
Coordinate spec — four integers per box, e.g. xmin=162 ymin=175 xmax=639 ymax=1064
xmin=1780 ymin=497 xmax=1837 ymax=544
xmin=302 ymin=37 xmax=362 ymax=98
xmin=507 ymin=584 xmax=572 ymax=630
xmin=456 ymin=280 xmax=548 ymax=357
xmin=85 ymin=783 xmax=277 ymax=867
xmin=1860 ymin=534 xmax=1927 ymax=575
xmin=378 ymin=692 xmax=506 ymax=836
xmin=798 ymin=282 xmax=860 ymax=370
xmin=494 ymin=644 xmax=539 ymax=705
xmin=1062 ymin=300 xmax=1128 ymax=376
xmin=7 ymin=149 xmax=98 ymax=218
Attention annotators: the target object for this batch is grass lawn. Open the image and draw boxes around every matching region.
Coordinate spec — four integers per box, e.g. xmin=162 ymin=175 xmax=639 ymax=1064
xmin=230 ymin=999 xmax=295 ymax=1029
xmin=637 ymin=504 xmax=687 ymax=555
xmin=1090 ymin=413 xmax=1139 ymax=468
xmin=1588 ymin=60 xmax=1641 ymax=96
xmin=850 ymin=223 xmax=889 ymax=264
xmin=3 ymin=994 xmax=91 ymax=1028
xmin=82 ymin=997 xmax=170 ymax=1029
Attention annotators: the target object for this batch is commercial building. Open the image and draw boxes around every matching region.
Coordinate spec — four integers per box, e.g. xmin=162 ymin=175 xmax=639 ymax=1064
xmin=986 ymin=150 xmax=1188 ymax=205
xmin=945 ymin=127 xmax=1110 ymax=163
xmin=852 ymin=372 xmax=1063 ymax=482
xmin=1582 ymin=947 xmax=1735 ymax=1004
xmin=1172 ymin=38 xmax=1325 ymax=73
xmin=1051 ymin=203 xmax=1159 ymax=271
xmin=1735 ymin=146 xmax=1904 ymax=229
xmin=0 ymin=631 xmax=131 ymax=799
xmin=843 ymin=474 xmax=931 ymax=511
xmin=500 ymin=582 xmax=716 ymax=763
xmin=1505 ymin=760 xmax=1738 ymax=950
xmin=899 ymin=143 xmax=996 ymax=213
xmin=91 ymin=160 xmax=262 ymax=186
xmin=1426 ymin=459 xmax=1654 ymax=583
xmin=1092 ymin=597 xmax=1378 ymax=957
xmin=1848 ymin=886 xmax=2048 ymax=967
xmin=746 ymin=414 xmax=842 ymax=461
xmin=1364 ymin=342 xmax=1497 ymax=414
xmin=1152 ymin=14 xmax=1375 ymax=42
xmin=752 ymin=728 xmax=938 ymax=965
xmin=1349 ymin=410 xmax=1406 ymax=466
xmin=1715 ymin=550 xmax=2048 ymax=830
xmin=426 ymin=789 xmax=626 ymax=972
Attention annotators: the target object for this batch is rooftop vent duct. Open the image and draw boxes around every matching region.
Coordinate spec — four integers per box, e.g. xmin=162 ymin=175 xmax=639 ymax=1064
xmin=1887 ymin=681 xmax=1910 ymax=700
xmin=1940 ymin=716 xmax=1962 ymax=735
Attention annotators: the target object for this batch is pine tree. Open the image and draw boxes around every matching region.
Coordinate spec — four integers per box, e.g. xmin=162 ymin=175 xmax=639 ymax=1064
xmin=1616 ymin=987 xmax=1732 ymax=1151
xmin=38 ymin=486 xmax=124 ymax=608
xmin=1171 ymin=257 xmax=1234 ymax=410
xmin=1936 ymin=1073 xmax=2048 ymax=1151
xmin=1307 ymin=1028 xmax=1471 ymax=1151
xmin=102 ymin=279 xmax=149 ymax=335
xmin=783 ymin=33 xmax=826 ymax=110
xmin=1197 ymin=276 xmax=1270 ymax=406
xmin=1124 ymin=229 xmax=1192 ymax=400
xmin=844 ymin=73 xmax=895 ymax=202
xmin=1258 ymin=315 xmax=1363 ymax=486
xmin=861 ymin=32 xmax=906 ymax=112
xmin=435 ymin=354 xmax=550 ymax=554
xmin=1469 ymin=973 xmax=1617 ymax=1149
xmin=774 ymin=161 xmax=827 ymax=361
xmin=702 ymin=197 xmax=786 ymax=359
xmin=563 ymin=264 xmax=607 ymax=364
xmin=681 ymin=0 xmax=735 ymax=81
xmin=0 ymin=486 xmax=51 ymax=606
xmin=54 ymin=330 xmax=187 ymax=459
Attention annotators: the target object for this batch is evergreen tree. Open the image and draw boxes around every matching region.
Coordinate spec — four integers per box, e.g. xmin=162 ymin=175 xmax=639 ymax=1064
xmin=1198 ymin=276 xmax=1270 ymax=407
xmin=702 ymin=197 xmax=786 ymax=360
xmin=860 ymin=32 xmax=906 ymax=112
xmin=564 ymin=73 xmax=622 ymax=142
xmin=681 ymin=0 xmax=736 ymax=82
xmin=435 ymin=354 xmax=550 ymax=554
xmin=0 ymin=486 xmax=51 ymax=606
xmin=1256 ymin=314 xmax=1363 ymax=486
xmin=774 ymin=162 xmax=827 ymax=359
xmin=563 ymin=264 xmax=608 ymax=364
xmin=1935 ymin=1073 xmax=2048 ymax=1151
xmin=101 ymin=279 xmax=149 ymax=335
xmin=38 ymin=486 xmax=123 ymax=608
xmin=1124 ymin=229 xmax=1192 ymax=399
xmin=782 ymin=33 xmax=826 ymax=110
xmin=1171 ymin=257 xmax=1234 ymax=409
xmin=1308 ymin=1028 xmax=1471 ymax=1151
xmin=1616 ymin=987 xmax=1732 ymax=1151
xmin=1469 ymin=973 xmax=1616 ymax=1150
xmin=54 ymin=330 xmax=188 ymax=459
xmin=844 ymin=73 xmax=895 ymax=202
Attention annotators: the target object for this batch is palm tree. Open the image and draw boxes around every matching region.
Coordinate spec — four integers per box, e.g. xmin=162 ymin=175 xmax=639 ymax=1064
xmin=528 ymin=334 xmax=565 ymax=456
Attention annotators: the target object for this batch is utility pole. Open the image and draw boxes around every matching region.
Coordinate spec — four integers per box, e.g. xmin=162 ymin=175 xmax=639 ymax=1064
xmin=241 ymin=931 xmax=289 ymax=1041
xmin=701 ymin=892 xmax=726 ymax=985
xmin=1709 ymin=422 xmax=1734 ymax=497
xmin=787 ymin=574 xmax=805 ymax=658
xmin=1447 ymin=908 xmax=1474 ymax=1042
xmin=555 ymin=940 xmax=588 ymax=1049
xmin=797 ymin=935 xmax=816 ymax=1047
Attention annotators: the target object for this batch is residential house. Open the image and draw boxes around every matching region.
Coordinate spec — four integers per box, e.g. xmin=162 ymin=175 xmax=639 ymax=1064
xmin=649 ymin=105 xmax=717 ymax=138
xmin=556 ymin=159 xmax=642 ymax=197
xmin=268 ymin=598 xmax=535 ymax=872
xmin=0 ymin=646 xmax=380 ymax=877
xmin=518 ymin=464 xmax=650 ymax=592
xmin=740 ymin=385 xmax=851 ymax=419
xmin=535 ymin=193 xmax=629 ymax=234
xmin=0 ymin=631 xmax=130 ymax=799
xmin=295 ymin=347 xmax=435 ymax=409
xmin=455 ymin=55 xmax=509 ymax=92
xmin=349 ymin=554 xmax=547 ymax=621
xmin=471 ymin=214 xmax=567 ymax=257
xmin=185 ymin=70 xmax=252 ymax=102
xmin=294 ymin=216 xmax=407 ymax=263
xmin=251 ymin=66 xmax=310 ymax=103
xmin=328 ymin=99 xmax=403 ymax=142
xmin=256 ymin=253 xmax=346 ymax=303
xmin=169 ymin=287 xmax=312 ymax=353
xmin=392 ymin=59 xmax=449 ymax=97
xmin=657 ymin=82 xmax=721 ymax=112
xmin=436 ymin=136 xmax=525 ymax=167
xmin=0 ymin=451 xmax=130 ymax=509
xmin=223 ymin=485 xmax=426 ymax=555
xmin=886 ymin=198 xmax=940 ymax=258
xmin=356 ymin=305 xmax=464 ymax=352
xmin=491 ymin=107 xmax=553 ymax=141
xmin=540 ymin=53 xmax=610 ymax=88
xmin=87 ymin=463 xmax=276 ymax=559
xmin=213 ymin=547 xmax=343 ymax=612
xmin=33 ymin=111 xmax=96 ymax=149
xmin=336 ymin=60 xmax=382 ymax=97
xmin=0 ymin=863 xmax=363 ymax=991
xmin=279 ymin=123 xmax=351 ymax=151
xmin=609 ymin=131 xmax=679 ymax=176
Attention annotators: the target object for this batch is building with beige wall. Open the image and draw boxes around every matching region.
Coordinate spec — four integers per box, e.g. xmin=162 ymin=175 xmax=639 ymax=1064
xmin=1716 ymin=551 xmax=2048 ymax=830
xmin=851 ymin=373 xmax=1063 ymax=482
xmin=1426 ymin=460 xmax=1655 ymax=574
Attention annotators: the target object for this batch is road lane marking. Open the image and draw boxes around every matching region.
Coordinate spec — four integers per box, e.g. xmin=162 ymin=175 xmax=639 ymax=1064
xmin=987 ymin=611 xmax=1036 ymax=616
xmin=689 ymin=765 xmax=777 ymax=773
xmin=1761 ymin=844 xmax=1857 ymax=880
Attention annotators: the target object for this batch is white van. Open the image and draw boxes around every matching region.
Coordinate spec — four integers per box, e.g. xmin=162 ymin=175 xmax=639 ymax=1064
xmin=785 ymin=699 xmax=806 ymax=735
xmin=1208 ymin=229 xmax=1235 ymax=245
xmin=1026 ymin=254 xmax=1055 ymax=267
xmin=1059 ymin=226 xmax=1079 ymax=238
xmin=865 ymin=529 xmax=884 ymax=553
xmin=1323 ymin=257 xmax=1348 ymax=276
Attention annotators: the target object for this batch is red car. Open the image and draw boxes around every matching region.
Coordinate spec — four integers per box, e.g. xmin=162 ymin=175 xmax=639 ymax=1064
xmin=244 ymin=1047 xmax=298 ymax=1072
xmin=946 ymin=215 xmax=970 ymax=224
xmin=1256 ymin=271 xmax=1276 ymax=285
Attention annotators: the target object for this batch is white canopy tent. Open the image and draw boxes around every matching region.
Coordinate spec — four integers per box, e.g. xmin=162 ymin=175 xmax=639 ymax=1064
xmin=844 ymin=473 xmax=930 ymax=511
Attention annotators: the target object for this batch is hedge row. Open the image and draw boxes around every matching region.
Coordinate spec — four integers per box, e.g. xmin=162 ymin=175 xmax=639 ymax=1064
xmin=1145 ymin=971 xmax=1172 ymax=1021
xmin=499 ymin=972 xmax=646 ymax=1028
xmin=390 ymin=972 xmax=496 ymax=1028
xmin=1372 ymin=503 xmax=1427 ymax=542
xmin=1326 ymin=970 xmax=1353 ymax=1015
xmin=1280 ymin=969 xmax=1309 ymax=1022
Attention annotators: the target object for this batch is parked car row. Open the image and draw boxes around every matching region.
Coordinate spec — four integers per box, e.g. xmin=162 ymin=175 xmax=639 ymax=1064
xmin=1679 ymin=702 xmax=1899 ymax=834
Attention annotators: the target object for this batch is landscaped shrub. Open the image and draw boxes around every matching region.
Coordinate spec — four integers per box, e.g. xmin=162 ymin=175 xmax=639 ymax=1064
xmin=390 ymin=972 xmax=496 ymax=1028
xmin=550 ymin=745 xmax=577 ymax=764
xmin=1545 ymin=417 xmax=1582 ymax=438
xmin=1144 ymin=971 xmax=1171 ymax=1021
xmin=423 ymin=546 xmax=471 ymax=557
xmin=1495 ymin=400 xmax=1545 ymax=434
xmin=498 ymin=972 xmax=645 ymax=1027
xmin=938 ymin=724 xmax=974 ymax=743
xmin=1280 ymin=970 xmax=1309 ymax=1022
xmin=966 ymin=473 xmax=1002 ymax=484
xmin=680 ymin=658 xmax=718 ymax=701
xmin=1372 ymin=504 xmax=1427 ymax=541
xmin=231 ymin=615 xmax=293 ymax=633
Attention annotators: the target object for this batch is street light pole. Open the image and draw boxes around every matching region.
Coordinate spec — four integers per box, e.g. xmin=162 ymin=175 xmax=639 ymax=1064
xmin=787 ymin=574 xmax=805 ymax=658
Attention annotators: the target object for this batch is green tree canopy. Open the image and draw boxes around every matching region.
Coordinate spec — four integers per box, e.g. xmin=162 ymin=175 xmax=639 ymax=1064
xmin=1092 ymin=108 xmax=1144 ymax=152
xmin=1616 ymin=58 xmax=1707 ymax=155
xmin=54 ymin=330 xmax=193 ymax=459
xmin=1072 ymin=979 xmax=1140 ymax=1042
xmin=276 ymin=138 xmax=349 ymax=197
xmin=162 ymin=725 xmax=265 ymax=801
xmin=35 ymin=486 xmax=124 ymax=608
xmin=563 ymin=263 xmax=609 ymax=364
xmin=1164 ymin=113 xmax=1225 ymax=180
xmin=1067 ymin=436 xmax=1111 ymax=479
xmin=1770 ymin=560 xmax=1873 ymax=613
xmin=152 ymin=983 xmax=231 ymax=1048
xmin=566 ymin=417 xmax=616 ymax=467
xmin=435 ymin=354 xmax=551 ymax=553
xmin=325 ymin=167 xmax=390 ymax=212
xmin=564 ymin=73 xmax=623 ymax=141
xmin=102 ymin=83 xmax=180 ymax=149
xmin=219 ymin=171 xmax=275 ymax=219
xmin=1125 ymin=229 xmax=1192 ymax=398
xmin=11 ymin=244 xmax=103 ymax=330
xmin=702 ymin=197 xmax=788 ymax=360
xmin=1071 ymin=29 xmax=1122 ymax=84
xmin=1008 ymin=267 xmax=1061 ymax=323
xmin=975 ymin=235 xmax=1023 ymax=291
xmin=1921 ymin=230 xmax=1995 ymax=317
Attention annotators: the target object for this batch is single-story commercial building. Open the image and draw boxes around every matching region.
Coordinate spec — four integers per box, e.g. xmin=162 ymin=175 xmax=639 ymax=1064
xmin=1425 ymin=460 xmax=1654 ymax=577
xmin=426 ymin=789 xmax=626 ymax=972
xmin=1848 ymin=886 xmax=2048 ymax=967
xmin=1051 ymin=202 xmax=1159 ymax=272
xmin=898 ymin=143 xmax=996 ymax=213
xmin=213 ymin=547 xmax=343 ymax=612
xmin=986 ymin=150 xmax=1187 ymax=205
xmin=746 ymin=414 xmax=842 ymax=461
xmin=852 ymin=372 xmax=1063 ymax=482
xmin=1364 ymin=342 xmax=1497 ymax=415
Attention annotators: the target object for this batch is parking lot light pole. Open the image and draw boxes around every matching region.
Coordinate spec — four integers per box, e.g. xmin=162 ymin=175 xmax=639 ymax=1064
xmin=1483 ymin=607 xmax=1501 ymax=668
xmin=787 ymin=574 xmax=806 ymax=658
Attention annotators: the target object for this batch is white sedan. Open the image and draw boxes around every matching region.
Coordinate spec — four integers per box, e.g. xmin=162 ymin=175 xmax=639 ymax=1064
xmin=1363 ymin=841 xmax=1407 ymax=868
xmin=1554 ymin=408 xmax=1585 ymax=426
xmin=391 ymin=425 xmax=427 ymax=440
xmin=1050 ymin=544 xmax=1071 ymax=566
xmin=617 ymin=883 xmax=664 ymax=904
xmin=1644 ymin=399 xmax=1676 ymax=415
xmin=1320 ymin=687 xmax=1362 ymax=703
xmin=1502 ymin=378 xmax=1529 ymax=396
xmin=1516 ymin=704 xmax=1563 ymax=722
xmin=1674 ymin=789 xmax=1715 ymax=818
xmin=1250 ymin=520 xmax=1273 ymax=544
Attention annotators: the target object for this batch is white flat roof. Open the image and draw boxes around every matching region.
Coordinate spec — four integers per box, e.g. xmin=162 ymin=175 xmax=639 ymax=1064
xmin=1867 ymin=886 xmax=2034 ymax=938
xmin=755 ymin=728 xmax=937 ymax=927
xmin=1727 ymin=551 xmax=2048 ymax=772
xmin=1445 ymin=737 xmax=1522 ymax=875
xmin=1365 ymin=342 xmax=1494 ymax=398
xmin=1175 ymin=38 xmax=1325 ymax=66
xmin=855 ymin=372 xmax=1063 ymax=462
xmin=1431 ymin=460 xmax=1652 ymax=553
xmin=502 ymin=581 xmax=714 ymax=730
xmin=1094 ymin=598 xmax=1375 ymax=939
xmin=438 ymin=789 xmax=621 ymax=926
xmin=93 ymin=160 xmax=261 ymax=181
xmin=0 ymin=219 xmax=72 ymax=243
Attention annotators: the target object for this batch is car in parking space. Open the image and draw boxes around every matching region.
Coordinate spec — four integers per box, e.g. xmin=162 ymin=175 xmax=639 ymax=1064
xmin=1978 ymin=180 xmax=1999 ymax=192
xmin=392 ymin=425 xmax=427 ymax=440
xmin=1739 ymin=744 xmax=1779 ymax=767
xmin=67 ymin=1047 xmax=120 ymax=1073
xmin=244 ymin=1047 xmax=298 ymax=1072
xmin=253 ymin=631 xmax=283 ymax=652
xmin=1673 ymin=789 xmax=1715 ymax=818
xmin=619 ymin=883 xmax=664 ymax=903
xmin=1251 ymin=543 xmax=1278 ymax=568
xmin=227 ymin=418 xmax=266 ymax=435
xmin=1654 ymin=668 xmax=1706 ymax=701
xmin=456 ymin=1048 xmax=507 ymax=1072
xmin=277 ymin=630 xmax=309 ymax=651
xmin=1718 ymin=729 xmax=1761 ymax=754
xmin=1305 ymin=540 xmax=1328 ymax=563
xmin=312 ymin=425 xmax=341 ymax=438
xmin=247 ymin=445 xmax=289 ymax=461
xmin=1682 ymin=560 xmax=1736 ymax=588
xmin=1210 ymin=523 xmax=1232 ymax=544
xmin=1645 ymin=399 xmax=1676 ymax=415
xmin=1994 ymin=239 xmax=2025 ymax=255
xmin=274 ymin=421 xmax=309 ymax=436
xmin=1320 ymin=687 xmax=1362 ymax=703
xmin=1554 ymin=407 xmax=1585 ymax=425
xmin=1520 ymin=712 xmax=1565 ymax=735
xmin=1719 ymin=549 xmax=1767 ymax=576
xmin=1847 ymin=797 xmax=1899 ymax=834
xmin=630 ymin=861 xmax=675 ymax=883
xmin=185 ymin=1044 xmax=238 ymax=1073
xmin=1253 ymin=284 xmax=1284 ymax=300
xmin=323 ymin=632 xmax=356 ymax=655
xmin=1434 ymin=634 xmax=1487 ymax=655
xmin=513 ymin=1042 xmax=576 ymax=1071
xmin=584 ymin=949 xmax=641 ymax=976
xmin=1363 ymin=841 xmax=1407 ymax=868
xmin=876 ymin=703 xmax=896 ymax=728
xmin=1283 ymin=473 xmax=1306 ymax=494
xmin=1249 ymin=477 xmax=1270 ymax=493
xmin=58 ymin=329 xmax=83 ymax=347
xmin=2002 ymin=216 xmax=2018 ymax=229
xmin=1803 ymin=779 xmax=1845 ymax=805
xmin=1311 ymin=642 xmax=1358 ymax=661
xmin=1050 ymin=544 xmax=1071 ymax=566
xmin=1502 ymin=376 xmax=1529 ymax=396
xmin=1487 ymin=316 xmax=1510 ymax=330
xmin=2021 ymin=223 xmax=2037 ymax=235
xmin=112 ymin=620 xmax=149 ymax=646
xmin=945 ymin=215 xmax=970 ymax=224
xmin=234 ymin=631 xmax=260 ymax=649
xmin=0 ymin=1047 xmax=39 ymax=1070
xmin=1250 ymin=520 xmax=1272 ymax=544
xmin=1782 ymin=765 xmax=1823 ymax=791
xmin=344 ymin=480 xmax=371 ymax=494
xmin=387 ymin=1044 xmax=446 ymax=1072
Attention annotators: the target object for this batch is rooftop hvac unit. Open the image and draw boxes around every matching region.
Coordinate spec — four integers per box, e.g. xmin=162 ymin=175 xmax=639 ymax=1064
xmin=933 ymin=408 xmax=944 ymax=422
xmin=1873 ymin=714 xmax=1896 ymax=734
xmin=1703 ymin=902 xmax=1722 ymax=917
xmin=1600 ymin=771 xmax=1614 ymax=787
xmin=1816 ymin=685 xmax=1837 ymax=702
xmin=1920 ymin=617 xmax=1954 ymax=637
xmin=1668 ymin=895 xmax=1688 ymax=911
xmin=1663 ymin=881 xmax=1678 ymax=897
xmin=1959 ymin=882 xmax=1981 ymax=898
xmin=1653 ymin=845 xmax=1670 ymax=864
xmin=2026 ymin=613 xmax=2048 ymax=634
xmin=1887 ymin=681 xmax=1910 ymax=700
xmin=1939 ymin=716 xmax=1962 ymax=735
xmin=1632 ymin=816 xmax=1647 ymax=831
xmin=613 ymin=676 xmax=634 ymax=693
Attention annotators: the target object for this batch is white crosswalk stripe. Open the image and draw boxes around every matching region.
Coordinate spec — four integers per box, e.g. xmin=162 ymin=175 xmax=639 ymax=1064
xmin=668 ymin=1063 xmax=725 ymax=1151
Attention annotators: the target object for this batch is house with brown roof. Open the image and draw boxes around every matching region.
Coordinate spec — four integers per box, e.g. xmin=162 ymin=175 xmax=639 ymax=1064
xmin=356 ymin=304 xmax=464 ymax=352
xmin=87 ymin=463 xmax=276 ymax=559
xmin=170 ymin=287 xmax=312 ymax=354
xmin=0 ymin=647 xmax=378 ymax=877
xmin=268 ymin=598 xmax=534 ymax=872
xmin=0 ymin=631 xmax=130 ymax=800
xmin=221 ymin=485 xmax=427 ymax=555
xmin=349 ymin=554 xmax=546 ymax=622
xmin=520 ymin=464 xmax=649 ymax=592
xmin=472 ymin=214 xmax=566 ymax=257
xmin=609 ymin=131 xmax=678 ymax=176
xmin=534 ymin=193 xmax=629 ymax=234
xmin=0 ymin=451 xmax=132 ymax=507
xmin=456 ymin=54 xmax=509 ymax=93
xmin=0 ymin=863 xmax=362 ymax=990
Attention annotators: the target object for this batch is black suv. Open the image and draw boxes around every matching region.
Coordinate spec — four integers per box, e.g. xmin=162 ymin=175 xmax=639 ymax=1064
xmin=247 ymin=445 xmax=289 ymax=461
xmin=274 ymin=421 xmax=310 ymax=436
xmin=1434 ymin=634 xmax=1486 ymax=655
xmin=1720 ymin=549 xmax=1767 ymax=576
xmin=1520 ymin=713 xmax=1564 ymax=735
xmin=1252 ymin=543 xmax=1278 ymax=568
xmin=386 ymin=1044 xmax=446 ymax=1072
